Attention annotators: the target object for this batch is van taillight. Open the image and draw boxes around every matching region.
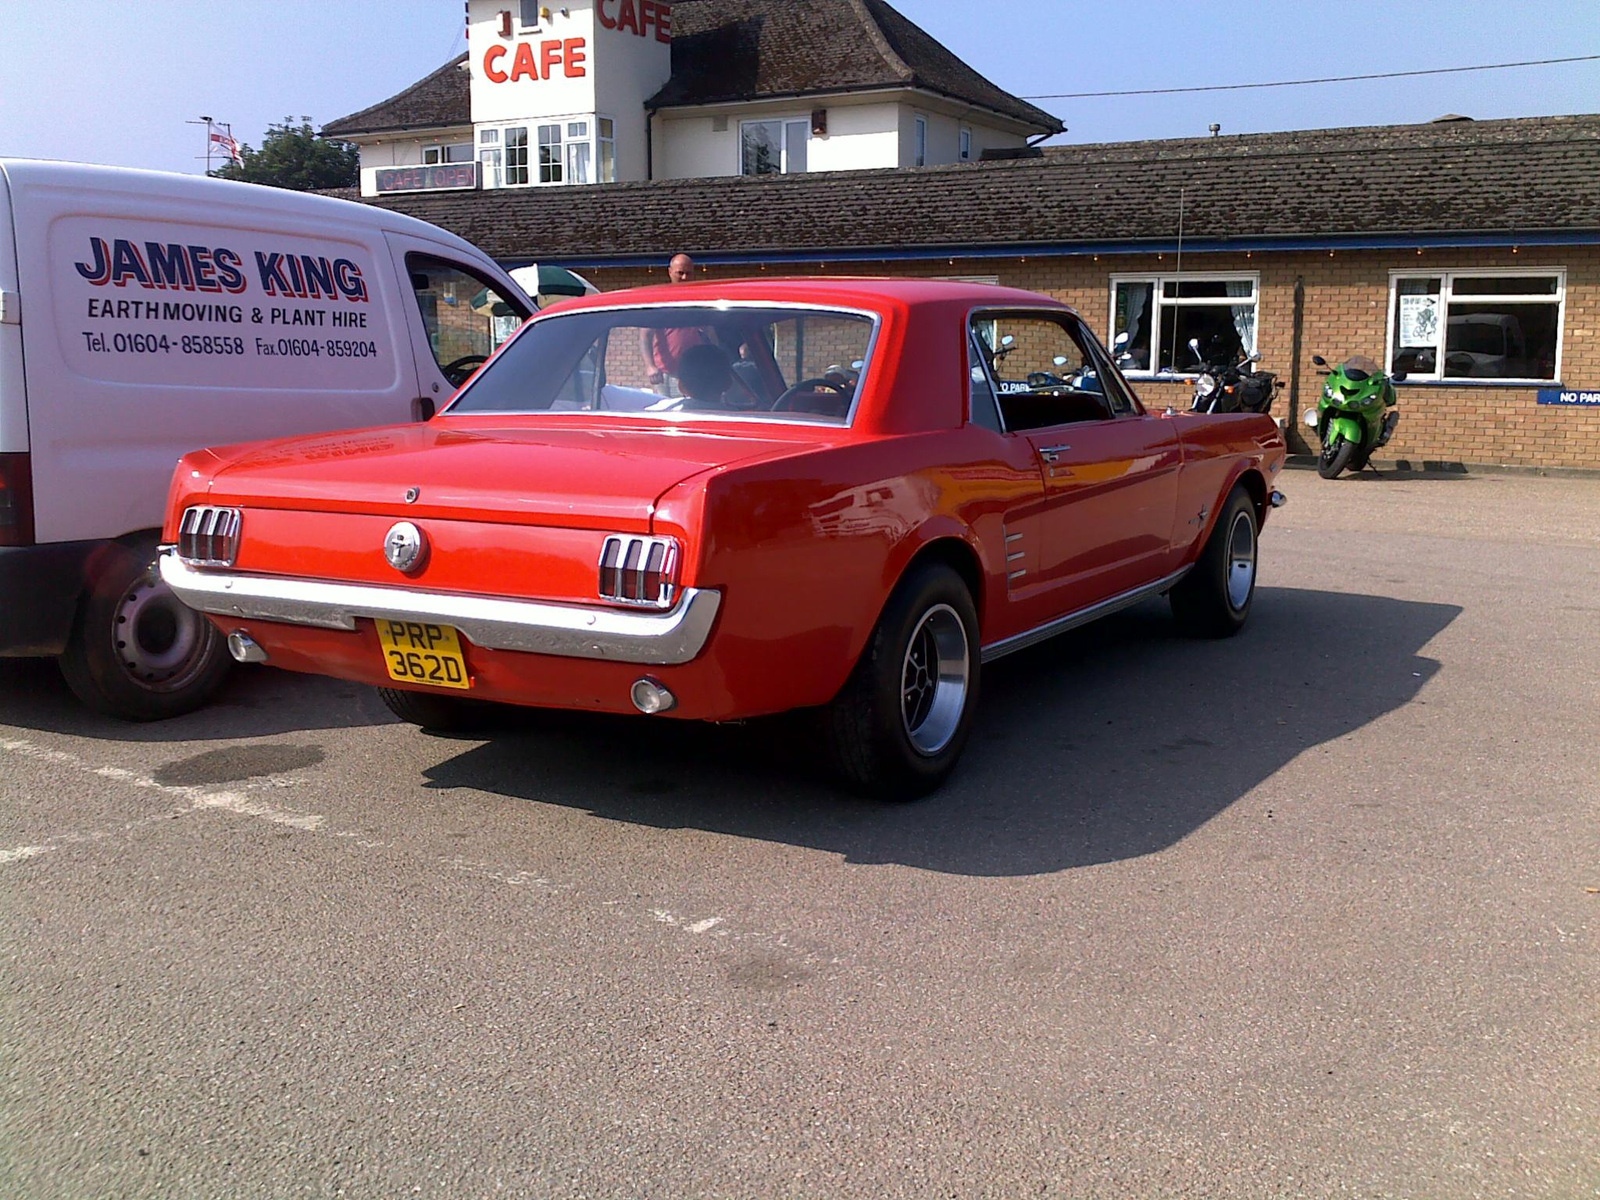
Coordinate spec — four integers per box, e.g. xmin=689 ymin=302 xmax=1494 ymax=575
xmin=0 ymin=454 xmax=34 ymax=547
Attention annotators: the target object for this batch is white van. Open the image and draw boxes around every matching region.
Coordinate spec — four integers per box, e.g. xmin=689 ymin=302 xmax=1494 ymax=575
xmin=0 ymin=160 xmax=536 ymax=719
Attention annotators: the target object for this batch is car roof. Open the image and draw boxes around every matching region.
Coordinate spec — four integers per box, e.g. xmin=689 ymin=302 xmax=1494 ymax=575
xmin=548 ymin=276 xmax=1074 ymax=314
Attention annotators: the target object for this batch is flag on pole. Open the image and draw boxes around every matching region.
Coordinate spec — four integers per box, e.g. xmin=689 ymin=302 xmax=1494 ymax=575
xmin=209 ymin=128 xmax=242 ymax=164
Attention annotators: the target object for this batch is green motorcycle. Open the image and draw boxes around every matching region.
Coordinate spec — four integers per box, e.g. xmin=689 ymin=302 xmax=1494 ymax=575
xmin=1304 ymin=355 xmax=1402 ymax=479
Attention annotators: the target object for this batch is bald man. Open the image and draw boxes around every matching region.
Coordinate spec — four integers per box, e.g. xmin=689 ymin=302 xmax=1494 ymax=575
xmin=642 ymin=253 xmax=707 ymax=389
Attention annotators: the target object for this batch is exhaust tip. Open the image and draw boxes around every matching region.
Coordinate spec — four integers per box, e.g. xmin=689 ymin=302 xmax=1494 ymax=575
xmin=1269 ymin=490 xmax=1288 ymax=508
xmin=226 ymin=630 xmax=268 ymax=664
xmin=630 ymin=678 xmax=676 ymax=715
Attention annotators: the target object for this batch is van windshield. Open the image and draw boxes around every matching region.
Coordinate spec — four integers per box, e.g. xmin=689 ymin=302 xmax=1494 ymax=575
xmin=445 ymin=305 xmax=878 ymax=425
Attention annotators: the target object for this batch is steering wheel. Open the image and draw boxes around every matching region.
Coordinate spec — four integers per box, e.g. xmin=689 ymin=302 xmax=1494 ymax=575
xmin=771 ymin=378 xmax=848 ymax=411
xmin=441 ymin=355 xmax=489 ymax=387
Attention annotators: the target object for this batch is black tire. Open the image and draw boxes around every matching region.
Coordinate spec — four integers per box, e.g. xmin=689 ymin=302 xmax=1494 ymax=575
xmin=1170 ymin=486 xmax=1258 ymax=639
xmin=820 ymin=562 xmax=980 ymax=800
xmin=59 ymin=543 xmax=232 ymax=721
xmin=377 ymin=685 xmax=504 ymax=732
xmin=1318 ymin=436 xmax=1358 ymax=479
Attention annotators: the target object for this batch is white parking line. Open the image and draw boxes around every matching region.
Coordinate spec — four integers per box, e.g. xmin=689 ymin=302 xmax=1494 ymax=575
xmin=0 ymin=735 xmax=825 ymax=967
xmin=0 ymin=735 xmax=326 ymax=855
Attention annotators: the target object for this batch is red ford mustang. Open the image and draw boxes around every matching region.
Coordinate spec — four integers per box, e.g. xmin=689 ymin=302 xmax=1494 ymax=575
xmin=161 ymin=279 xmax=1286 ymax=797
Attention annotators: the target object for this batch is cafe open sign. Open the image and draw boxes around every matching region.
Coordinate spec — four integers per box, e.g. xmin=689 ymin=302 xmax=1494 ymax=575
xmin=375 ymin=163 xmax=478 ymax=195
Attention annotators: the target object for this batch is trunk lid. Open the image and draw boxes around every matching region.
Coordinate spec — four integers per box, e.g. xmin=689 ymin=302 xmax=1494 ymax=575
xmin=206 ymin=418 xmax=820 ymax=529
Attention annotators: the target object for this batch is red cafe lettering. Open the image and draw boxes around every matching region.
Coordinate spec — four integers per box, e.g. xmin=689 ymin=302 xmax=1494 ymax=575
xmin=483 ymin=38 xmax=589 ymax=83
xmin=598 ymin=0 xmax=672 ymax=41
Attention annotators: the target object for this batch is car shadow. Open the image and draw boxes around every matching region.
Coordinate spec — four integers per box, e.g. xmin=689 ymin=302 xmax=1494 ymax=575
xmin=418 ymin=586 xmax=1460 ymax=877
xmin=0 ymin=657 xmax=391 ymax=742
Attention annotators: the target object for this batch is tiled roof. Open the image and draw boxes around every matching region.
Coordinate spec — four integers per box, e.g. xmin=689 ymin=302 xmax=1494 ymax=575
xmin=321 ymin=0 xmax=1060 ymax=139
xmin=361 ymin=114 xmax=1600 ymax=263
xmin=647 ymin=0 xmax=1062 ymax=133
xmin=323 ymin=53 xmax=471 ymax=138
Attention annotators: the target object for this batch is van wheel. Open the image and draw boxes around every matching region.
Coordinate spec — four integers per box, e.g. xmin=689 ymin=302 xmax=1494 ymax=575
xmin=377 ymin=686 xmax=503 ymax=732
xmin=1170 ymin=485 xmax=1257 ymax=639
xmin=820 ymin=562 xmax=980 ymax=800
xmin=59 ymin=547 xmax=232 ymax=721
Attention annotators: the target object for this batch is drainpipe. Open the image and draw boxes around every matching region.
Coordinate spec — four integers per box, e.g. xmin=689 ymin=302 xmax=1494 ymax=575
xmin=1289 ymin=276 xmax=1306 ymax=450
xmin=646 ymin=109 xmax=654 ymax=181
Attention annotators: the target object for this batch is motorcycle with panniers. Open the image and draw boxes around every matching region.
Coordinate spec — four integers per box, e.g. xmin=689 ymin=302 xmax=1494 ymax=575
xmin=1304 ymin=355 xmax=1402 ymax=479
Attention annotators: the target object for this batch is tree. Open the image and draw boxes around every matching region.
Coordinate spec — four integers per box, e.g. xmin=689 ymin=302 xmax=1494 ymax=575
xmin=210 ymin=118 xmax=360 ymax=191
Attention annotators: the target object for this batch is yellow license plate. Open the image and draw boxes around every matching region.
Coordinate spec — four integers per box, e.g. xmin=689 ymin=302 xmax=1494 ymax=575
xmin=377 ymin=620 xmax=471 ymax=690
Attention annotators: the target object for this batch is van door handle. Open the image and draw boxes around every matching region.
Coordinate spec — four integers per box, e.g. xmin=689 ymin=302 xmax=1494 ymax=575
xmin=1038 ymin=444 xmax=1071 ymax=462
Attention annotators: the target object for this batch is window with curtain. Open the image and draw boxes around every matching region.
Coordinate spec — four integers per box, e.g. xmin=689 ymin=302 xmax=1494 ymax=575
xmin=1110 ymin=273 xmax=1259 ymax=374
xmin=1388 ymin=270 xmax=1564 ymax=381
xmin=740 ymin=119 xmax=809 ymax=175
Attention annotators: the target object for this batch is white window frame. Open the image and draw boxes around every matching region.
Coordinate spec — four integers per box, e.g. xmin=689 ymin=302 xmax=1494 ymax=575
xmin=738 ymin=117 xmax=809 ymax=176
xmin=959 ymin=126 xmax=972 ymax=161
xmin=424 ymin=142 xmax=473 ymax=165
xmin=598 ymin=116 xmax=616 ymax=184
xmin=914 ymin=116 xmax=928 ymax=167
xmin=478 ymin=116 xmax=614 ymax=188
xmin=1108 ymin=271 xmax=1260 ymax=377
xmin=1385 ymin=267 xmax=1566 ymax=385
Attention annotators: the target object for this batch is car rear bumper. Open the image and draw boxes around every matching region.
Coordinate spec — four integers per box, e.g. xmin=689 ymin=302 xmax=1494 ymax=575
xmin=0 ymin=540 xmax=102 ymax=656
xmin=157 ymin=552 xmax=722 ymax=666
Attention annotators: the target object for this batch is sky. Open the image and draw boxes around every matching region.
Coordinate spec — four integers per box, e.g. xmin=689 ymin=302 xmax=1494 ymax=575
xmin=0 ymin=0 xmax=1596 ymax=174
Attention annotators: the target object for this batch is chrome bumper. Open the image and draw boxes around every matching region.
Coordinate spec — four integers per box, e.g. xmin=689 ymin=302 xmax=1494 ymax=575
xmin=158 ymin=552 xmax=722 ymax=666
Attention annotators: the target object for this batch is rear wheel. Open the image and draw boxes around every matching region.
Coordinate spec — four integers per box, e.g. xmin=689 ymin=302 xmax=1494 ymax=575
xmin=59 ymin=545 xmax=232 ymax=721
xmin=1170 ymin=486 xmax=1257 ymax=639
xmin=1318 ymin=436 xmax=1357 ymax=479
xmin=377 ymin=686 xmax=505 ymax=732
xmin=820 ymin=562 xmax=980 ymax=800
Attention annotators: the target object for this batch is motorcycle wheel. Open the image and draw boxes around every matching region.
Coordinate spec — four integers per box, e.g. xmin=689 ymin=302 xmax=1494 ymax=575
xmin=1318 ymin=437 xmax=1357 ymax=480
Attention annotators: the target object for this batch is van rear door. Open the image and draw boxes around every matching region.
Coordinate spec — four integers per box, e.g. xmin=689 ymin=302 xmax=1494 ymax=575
xmin=383 ymin=232 xmax=534 ymax=409
xmin=0 ymin=164 xmax=26 ymax=459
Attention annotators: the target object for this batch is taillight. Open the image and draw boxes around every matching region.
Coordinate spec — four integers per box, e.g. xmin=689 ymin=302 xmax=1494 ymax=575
xmin=0 ymin=453 xmax=34 ymax=547
xmin=598 ymin=535 xmax=679 ymax=608
xmin=177 ymin=505 xmax=243 ymax=566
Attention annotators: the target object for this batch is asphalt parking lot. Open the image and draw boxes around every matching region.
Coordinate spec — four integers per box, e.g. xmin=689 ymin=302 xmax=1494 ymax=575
xmin=3 ymin=467 xmax=1598 ymax=1199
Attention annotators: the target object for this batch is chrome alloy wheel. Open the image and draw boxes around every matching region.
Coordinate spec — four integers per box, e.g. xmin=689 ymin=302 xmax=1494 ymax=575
xmin=112 ymin=568 xmax=214 ymax=691
xmin=900 ymin=603 xmax=971 ymax=757
xmin=1226 ymin=508 xmax=1257 ymax=612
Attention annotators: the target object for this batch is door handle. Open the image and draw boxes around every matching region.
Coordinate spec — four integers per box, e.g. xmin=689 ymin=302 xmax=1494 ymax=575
xmin=1038 ymin=444 xmax=1071 ymax=463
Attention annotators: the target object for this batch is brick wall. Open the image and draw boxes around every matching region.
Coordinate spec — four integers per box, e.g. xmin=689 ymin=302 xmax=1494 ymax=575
xmin=580 ymin=244 xmax=1600 ymax=469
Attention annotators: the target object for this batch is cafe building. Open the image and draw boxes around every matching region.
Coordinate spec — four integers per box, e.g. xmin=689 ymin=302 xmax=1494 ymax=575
xmin=324 ymin=0 xmax=1600 ymax=470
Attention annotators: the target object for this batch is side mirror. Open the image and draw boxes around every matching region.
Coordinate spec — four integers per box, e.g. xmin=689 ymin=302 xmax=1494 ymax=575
xmin=1052 ymin=356 xmax=1069 ymax=367
xmin=1311 ymin=355 xmax=1328 ymax=367
xmin=1188 ymin=337 xmax=1201 ymax=351
xmin=851 ymin=360 xmax=864 ymax=371
xmin=1113 ymin=332 xmax=1131 ymax=349
xmin=1000 ymin=335 xmax=1015 ymax=348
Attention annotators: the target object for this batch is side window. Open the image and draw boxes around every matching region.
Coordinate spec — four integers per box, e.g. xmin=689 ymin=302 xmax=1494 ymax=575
xmin=1071 ymin=317 xmax=1141 ymax=417
xmin=974 ymin=313 xmax=1115 ymax=432
xmin=406 ymin=254 xmax=530 ymax=386
xmin=967 ymin=332 xmax=1002 ymax=432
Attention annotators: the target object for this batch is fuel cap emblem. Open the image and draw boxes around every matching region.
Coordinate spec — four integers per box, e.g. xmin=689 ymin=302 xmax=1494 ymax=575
xmin=384 ymin=522 xmax=428 ymax=574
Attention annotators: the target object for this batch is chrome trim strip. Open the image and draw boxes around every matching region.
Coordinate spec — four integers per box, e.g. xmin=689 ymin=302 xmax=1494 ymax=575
xmin=981 ymin=566 xmax=1192 ymax=664
xmin=158 ymin=553 xmax=722 ymax=667
xmin=1004 ymin=532 xmax=1024 ymax=543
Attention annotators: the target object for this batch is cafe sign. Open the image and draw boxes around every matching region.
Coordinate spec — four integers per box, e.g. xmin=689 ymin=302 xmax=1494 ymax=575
xmin=374 ymin=163 xmax=478 ymax=195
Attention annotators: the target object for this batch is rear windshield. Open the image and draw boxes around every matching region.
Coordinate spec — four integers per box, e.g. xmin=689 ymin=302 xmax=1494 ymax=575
xmin=446 ymin=304 xmax=877 ymax=425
